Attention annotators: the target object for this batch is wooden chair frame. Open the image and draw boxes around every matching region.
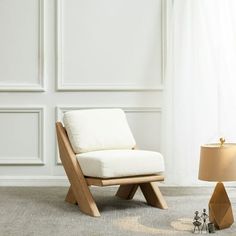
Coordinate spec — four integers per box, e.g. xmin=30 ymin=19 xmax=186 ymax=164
xmin=56 ymin=122 xmax=168 ymax=217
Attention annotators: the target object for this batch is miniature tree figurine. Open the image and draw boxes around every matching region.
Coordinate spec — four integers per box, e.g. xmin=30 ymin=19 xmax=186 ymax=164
xmin=201 ymin=209 xmax=209 ymax=233
xmin=193 ymin=211 xmax=202 ymax=233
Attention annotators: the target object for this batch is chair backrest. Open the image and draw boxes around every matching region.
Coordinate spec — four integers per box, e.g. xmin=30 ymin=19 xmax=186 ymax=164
xmin=63 ymin=109 xmax=136 ymax=153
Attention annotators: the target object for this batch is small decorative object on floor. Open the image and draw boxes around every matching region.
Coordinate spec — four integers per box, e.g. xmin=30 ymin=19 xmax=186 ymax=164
xmin=208 ymin=222 xmax=216 ymax=233
xmin=193 ymin=211 xmax=202 ymax=234
xmin=201 ymin=209 xmax=209 ymax=233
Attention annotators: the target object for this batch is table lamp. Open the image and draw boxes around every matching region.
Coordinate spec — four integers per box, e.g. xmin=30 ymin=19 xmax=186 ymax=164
xmin=199 ymin=138 xmax=236 ymax=229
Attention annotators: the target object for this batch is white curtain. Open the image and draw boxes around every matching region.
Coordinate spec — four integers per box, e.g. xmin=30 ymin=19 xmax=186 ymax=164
xmin=164 ymin=0 xmax=236 ymax=185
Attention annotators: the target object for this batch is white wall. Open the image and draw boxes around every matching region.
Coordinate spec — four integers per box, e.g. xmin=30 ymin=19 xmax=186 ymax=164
xmin=0 ymin=0 xmax=166 ymax=186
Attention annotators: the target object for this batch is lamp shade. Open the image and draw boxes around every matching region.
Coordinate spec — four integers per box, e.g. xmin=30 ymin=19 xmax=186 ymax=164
xmin=199 ymin=143 xmax=236 ymax=182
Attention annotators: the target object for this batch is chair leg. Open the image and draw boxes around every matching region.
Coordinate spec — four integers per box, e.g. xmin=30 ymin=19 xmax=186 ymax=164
xmin=65 ymin=186 xmax=77 ymax=204
xmin=56 ymin=125 xmax=100 ymax=217
xmin=140 ymin=182 xmax=168 ymax=209
xmin=71 ymin=184 xmax=100 ymax=217
xmin=116 ymin=184 xmax=139 ymax=200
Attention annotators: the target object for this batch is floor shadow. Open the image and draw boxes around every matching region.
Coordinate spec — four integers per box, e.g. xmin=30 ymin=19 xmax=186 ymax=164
xmin=0 ymin=186 xmax=150 ymax=215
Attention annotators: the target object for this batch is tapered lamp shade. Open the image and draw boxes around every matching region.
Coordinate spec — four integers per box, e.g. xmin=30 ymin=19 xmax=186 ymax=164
xmin=199 ymin=143 xmax=236 ymax=182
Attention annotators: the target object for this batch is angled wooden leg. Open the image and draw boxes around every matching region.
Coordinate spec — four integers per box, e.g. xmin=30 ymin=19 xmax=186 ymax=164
xmin=140 ymin=182 xmax=168 ymax=209
xmin=116 ymin=184 xmax=139 ymax=200
xmin=56 ymin=123 xmax=100 ymax=217
xmin=65 ymin=186 xmax=77 ymax=204
xmin=70 ymin=183 xmax=100 ymax=217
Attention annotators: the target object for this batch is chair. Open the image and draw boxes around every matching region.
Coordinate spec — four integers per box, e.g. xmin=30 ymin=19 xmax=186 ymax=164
xmin=56 ymin=108 xmax=167 ymax=217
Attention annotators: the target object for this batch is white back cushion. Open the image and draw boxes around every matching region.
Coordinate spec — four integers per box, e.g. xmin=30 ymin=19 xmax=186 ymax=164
xmin=63 ymin=109 xmax=136 ymax=153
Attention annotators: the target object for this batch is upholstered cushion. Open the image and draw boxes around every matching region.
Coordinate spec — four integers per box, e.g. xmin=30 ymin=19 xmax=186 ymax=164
xmin=63 ymin=109 xmax=136 ymax=153
xmin=76 ymin=150 xmax=164 ymax=178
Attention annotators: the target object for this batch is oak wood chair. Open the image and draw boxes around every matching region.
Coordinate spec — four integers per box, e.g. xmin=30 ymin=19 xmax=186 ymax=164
xmin=56 ymin=109 xmax=167 ymax=217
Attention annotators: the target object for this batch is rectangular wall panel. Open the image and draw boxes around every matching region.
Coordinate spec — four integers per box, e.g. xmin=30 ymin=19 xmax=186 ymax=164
xmin=0 ymin=0 xmax=166 ymax=186
xmin=57 ymin=0 xmax=163 ymax=90
xmin=0 ymin=108 xmax=44 ymax=164
xmin=56 ymin=106 xmax=161 ymax=164
xmin=0 ymin=0 xmax=44 ymax=91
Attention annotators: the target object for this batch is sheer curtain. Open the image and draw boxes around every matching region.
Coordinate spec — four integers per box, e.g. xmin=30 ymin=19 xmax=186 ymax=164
xmin=164 ymin=0 xmax=236 ymax=185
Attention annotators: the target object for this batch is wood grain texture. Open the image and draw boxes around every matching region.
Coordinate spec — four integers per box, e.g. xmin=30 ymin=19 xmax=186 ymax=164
xmin=209 ymin=182 xmax=234 ymax=229
xmin=56 ymin=122 xmax=100 ymax=217
xmin=86 ymin=175 xmax=164 ymax=186
xmin=140 ymin=182 xmax=168 ymax=209
xmin=65 ymin=186 xmax=77 ymax=204
xmin=116 ymin=184 xmax=139 ymax=200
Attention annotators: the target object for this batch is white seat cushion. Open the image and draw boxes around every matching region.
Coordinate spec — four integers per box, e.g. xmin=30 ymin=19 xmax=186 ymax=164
xmin=63 ymin=109 xmax=136 ymax=153
xmin=76 ymin=150 xmax=164 ymax=178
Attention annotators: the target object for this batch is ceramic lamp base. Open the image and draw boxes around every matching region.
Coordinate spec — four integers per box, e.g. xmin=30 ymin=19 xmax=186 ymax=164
xmin=209 ymin=182 xmax=234 ymax=229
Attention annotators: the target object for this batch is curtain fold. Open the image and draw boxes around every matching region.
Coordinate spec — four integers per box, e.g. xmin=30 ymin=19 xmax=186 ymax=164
xmin=164 ymin=0 xmax=236 ymax=185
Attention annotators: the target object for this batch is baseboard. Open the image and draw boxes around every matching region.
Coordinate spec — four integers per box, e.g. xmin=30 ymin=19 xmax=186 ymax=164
xmin=0 ymin=176 xmax=70 ymax=186
xmin=0 ymin=176 xmax=235 ymax=187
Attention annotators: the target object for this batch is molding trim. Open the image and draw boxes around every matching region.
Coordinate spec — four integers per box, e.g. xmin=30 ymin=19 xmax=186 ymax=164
xmin=0 ymin=176 xmax=69 ymax=187
xmin=56 ymin=106 xmax=162 ymax=116
xmin=161 ymin=0 xmax=167 ymax=86
xmin=55 ymin=106 xmax=162 ymax=164
xmin=56 ymin=0 xmax=165 ymax=91
xmin=0 ymin=107 xmax=45 ymax=165
xmin=0 ymin=0 xmax=45 ymax=92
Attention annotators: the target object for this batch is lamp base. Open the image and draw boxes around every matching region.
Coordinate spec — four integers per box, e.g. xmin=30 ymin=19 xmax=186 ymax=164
xmin=209 ymin=182 xmax=234 ymax=229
